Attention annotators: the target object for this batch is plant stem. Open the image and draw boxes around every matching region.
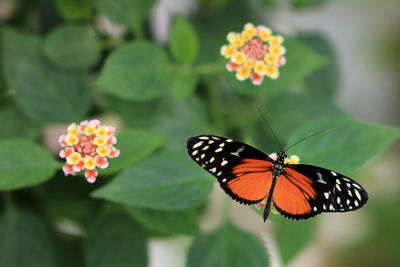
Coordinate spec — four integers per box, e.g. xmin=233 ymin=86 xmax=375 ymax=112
xmin=192 ymin=62 xmax=225 ymax=75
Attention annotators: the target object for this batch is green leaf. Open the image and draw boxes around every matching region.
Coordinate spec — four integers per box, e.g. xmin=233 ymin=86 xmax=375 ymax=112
xmin=300 ymin=32 xmax=339 ymax=98
xmin=187 ymin=221 xmax=269 ymax=267
xmin=92 ymin=151 xmax=214 ymax=210
xmin=97 ymin=41 xmax=172 ymax=101
xmin=54 ymin=0 xmax=93 ymax=21
xmin=1 ymin=27 xmax=91 ymax=123
xmin=290 ymin=0 xmax=329 ymax=9
xmin=0 ymin=209 xmax=56 ymax=267
xmin=287 ymin=117 xmax=400 ymax=174
xmin=0 ymin=102 xmax=40 ymax=140
xmin=102 ymin=129 xmax=166 ymax=174
xmin=249 ymin=91 xmax=346 ymax=153
xmin=85 ymin=212 xmax=147 ymax=267
xmin=172 ymin=71 xmax=198 ymax=101
xmin=125 ymin=205 xmax=201 ymax=235
xmin=271 ymin=215 xmax=317 ymax=265
xmin=44 ymin=24 xmax=101 ymax=70
xmin=104 ymin=96 xmax=160 ymax=128
xmin=95 ymin=0 xmax=155 ymax=31
xmin=0 ymin=139 xmax=59 ymax=191
xmin=169 ymin=16 xmax=199 ymax=64
xmin=227 ymin=38 xmax=327 ymax=95
xmin=153 ymin=95 xmax=215 ymax=151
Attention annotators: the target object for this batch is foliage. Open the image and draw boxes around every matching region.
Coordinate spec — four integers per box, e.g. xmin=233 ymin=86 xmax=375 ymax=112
xmin=0 ymin=0 xmax=398 ymax=266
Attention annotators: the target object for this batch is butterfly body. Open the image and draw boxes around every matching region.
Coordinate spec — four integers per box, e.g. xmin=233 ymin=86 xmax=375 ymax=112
xmin=187 ymin=135 xmax=369 ymax=221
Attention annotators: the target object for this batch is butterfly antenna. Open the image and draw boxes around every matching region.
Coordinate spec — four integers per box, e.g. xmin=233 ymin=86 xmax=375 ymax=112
xmin=285 ymin=128 xmax=330 ymax=152
xmin=255 ymin=107 xmax=283 ymax=151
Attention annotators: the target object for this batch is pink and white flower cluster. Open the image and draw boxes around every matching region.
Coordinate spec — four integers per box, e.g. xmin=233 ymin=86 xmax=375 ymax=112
xmin=59 ymin=120 xmax=120 ymax=183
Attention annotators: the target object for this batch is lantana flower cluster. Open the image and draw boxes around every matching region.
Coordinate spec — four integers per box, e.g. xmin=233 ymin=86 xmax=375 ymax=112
xmin=59 ymin=120 xmax=120 ymax=183
xmin=255 ymin=153 xmax=300 ymax=210
xmin=220 ymin=23 xmax=287 ymax=85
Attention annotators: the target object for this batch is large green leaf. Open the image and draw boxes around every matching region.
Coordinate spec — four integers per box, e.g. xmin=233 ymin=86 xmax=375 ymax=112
xmin=1 ymin=27 xmax=91 ymax=123
xmin=287 ymin=117 xmax=400 ymax=174
xmin=0 ymin=139 xmax=59 ymax=191
xmin=169 ymin=16 xmax=199 ymax=64
xmin=97 ymin=41 xmax=172 ymax=101
xmin=226 ymin=38 xmax=327 ymax=95
xmin=44 ymin=24 xmax=101 ymax=70
xmin=300 ymin=32 xmax=339 ymax=98
xmin=271 ymin=215 xmax=318 ymax=265
xmin=102 ymin=129 xmax=166 ymax=174
xmin=125 ymin=205 xmax=201 ymax=235
xmin=248 ymin=91 xmax=346 ymax=153
xmin=85 ymin=212 xmax=147 ymax=267
xmin=95 ymin=0 xmax=155 ymax=32
xmin=252 ymin=206 xmax=318 ymax=264
xmin=152 ymin=95 xmax=215 ymax=151
xmin=0 ymin=102 xmax=40 ymax=140
xmin=54 ymin=0 xmax=93 ymax=21
xmin=290 ymin=0 xmax=329 ymax=9
xmin=187 ymin=221 xmax=269 ymax=267
xmin=0 ymin=209 xmax=56 ymax=267
xmin=92 ymin=151 xmax=214 ymax=210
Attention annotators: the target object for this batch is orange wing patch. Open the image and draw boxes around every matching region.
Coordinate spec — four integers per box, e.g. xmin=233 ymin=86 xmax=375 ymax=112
xmin=227 ymin=159 xmax=272 ymax=202
xmin=273 ymin=168 xmax=317 ymax=215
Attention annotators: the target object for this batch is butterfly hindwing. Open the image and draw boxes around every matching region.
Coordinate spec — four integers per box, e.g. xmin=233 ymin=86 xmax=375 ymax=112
xmin=187 ymin=135 xmax=274 ymax=204
xmin=273 ymin=164 xmax=369 ymax=220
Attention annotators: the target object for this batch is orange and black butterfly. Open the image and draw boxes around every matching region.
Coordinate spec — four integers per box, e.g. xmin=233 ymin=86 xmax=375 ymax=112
xmin=187 ymin=135 xmax=368 ymax=221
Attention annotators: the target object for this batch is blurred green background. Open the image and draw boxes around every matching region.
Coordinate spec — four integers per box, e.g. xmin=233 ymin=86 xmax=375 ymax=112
xmin=0 ymin=0 xmax=399 ymax=266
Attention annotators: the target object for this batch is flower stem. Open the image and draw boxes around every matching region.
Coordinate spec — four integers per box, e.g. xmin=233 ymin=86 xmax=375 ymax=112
xmin=192 ymin=61 xmax=225 ymax=75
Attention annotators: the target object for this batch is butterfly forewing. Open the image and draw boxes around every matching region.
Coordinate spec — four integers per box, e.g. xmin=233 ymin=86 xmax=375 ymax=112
xmin=187 ymin=135 xmax=274 ymax=204
xmin=273 ymin=164 xmax=369 ymax=220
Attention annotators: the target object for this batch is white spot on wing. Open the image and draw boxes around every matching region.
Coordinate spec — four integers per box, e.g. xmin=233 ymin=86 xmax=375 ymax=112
xmin=192 ymin=150 xmax=198 ymax=156
xmin=201 ymin=154 xmax=205 ymax=159
xmin=221 ymin=160 xmax=228 ymax=166
xmin=329 ymin=204 xmax=334 ymax=211
xmin=219 ymin=143 xmax=225 ymax=147
xmin=215 ymin=148 xmax=223 ymax=153
xmin=210 ymin=167 xmax=216 ymax=173
xmin=209 ymin=140 xmax=214 ymax=144
xmin=353 ymin=183 xmax=361 ymax=189
xmin=313 ymin=206 xmax=317 ymax=212
xmin=202 ymin=145 xmax=209 ymax=150
xmin=331 ymin=171 xmax=337 ymax=176
xmin=354 ymin=200 xmax=359 ymax=207
xmin=336 ymin=184 xmax=341 ymax=191
xmin=317 ymin=172 xmax=326 ymax=184
xmin=217 ymin=171 xmax=222 ymax=176
xmin=193 ymin=141 xmax=203 ymax=149
xmin=198 ymin=136 xmax=209 ymax=140
xmin=230 ymin=147 xmax=244 ymax=157
xmin=226 ymin=139 xmax=233 ymax=142
xmin=210 ymin=157 xmax=215 ymax=163
xmin=355 ymin=190 xmax=362 ymax=200
xmin=324 ymin=192 xmax=330 ymax=199
xmin=222 ymin=178 xmax=227 ymax=182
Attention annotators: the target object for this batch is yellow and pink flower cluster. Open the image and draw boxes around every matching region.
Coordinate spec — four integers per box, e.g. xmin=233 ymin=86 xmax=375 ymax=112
xmin=220 ymin=23 xmax=286 ymax=85
xmin=59 ymin=120 xmax=120 ymax=183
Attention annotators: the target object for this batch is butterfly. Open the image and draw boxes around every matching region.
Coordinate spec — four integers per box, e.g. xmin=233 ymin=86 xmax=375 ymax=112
xmin=187 ymin=135 xmax=368 ymax=221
